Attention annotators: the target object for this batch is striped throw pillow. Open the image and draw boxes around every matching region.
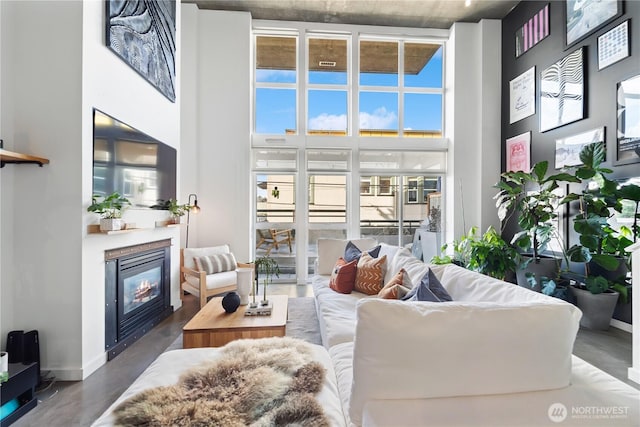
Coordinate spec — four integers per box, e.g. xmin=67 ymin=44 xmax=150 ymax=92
xmin=194 ymin=253 xmax=237 ymax=274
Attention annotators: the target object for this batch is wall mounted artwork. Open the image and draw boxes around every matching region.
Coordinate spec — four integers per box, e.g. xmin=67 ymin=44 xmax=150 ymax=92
xmin=506 ymin=132 xmax=531 ymax=172
xmin=565 ymin=0 xmax=622 ymax=47
xmin=106 ymin=0 xmax=176 ymax=102
xmin=616 ymin=74 xmax=640 ymax=165
xmin=515 ymin=3 xmax=549 ymax=58
xmin=509 ymin=67 xmax=536 ymax=124
xmin=540 ymin=47 xmax=585 ymax=132
xmin=555 ymin=127 xmax=605 ymax=169
xmin=598 ymin=20 xmax=630 ymax=70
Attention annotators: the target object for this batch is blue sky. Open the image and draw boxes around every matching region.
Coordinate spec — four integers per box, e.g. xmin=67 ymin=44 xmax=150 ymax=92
xmin=255 ymin=47 xmax=443 ymax=134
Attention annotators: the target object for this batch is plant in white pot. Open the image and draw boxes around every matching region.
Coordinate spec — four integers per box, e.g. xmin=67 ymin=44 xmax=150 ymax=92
xmin=167 ymin=199 xmax=191 ymax=224
xmin=495 ymin=161 xmax=579 ymax=289
xmin=560 ymin=143 xmax=640 ymax=329
xmin=87 ymin=192 xmax=131 ymax=231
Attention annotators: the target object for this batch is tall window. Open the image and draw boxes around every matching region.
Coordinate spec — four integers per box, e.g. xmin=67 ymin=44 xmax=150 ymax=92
xmin=255 ymin=35 xmax=298 ymax=135
xmin=307 ymin=37 xmax=349 ymax=135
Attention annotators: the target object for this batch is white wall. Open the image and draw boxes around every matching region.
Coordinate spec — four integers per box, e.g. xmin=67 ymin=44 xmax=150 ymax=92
xmin=1 ymin=0 xmax=181 ymax=380
xmin=181 ymin=5 xmax=252 ymax=262
xmin=445 ymin=20 xmax=501 ymax=244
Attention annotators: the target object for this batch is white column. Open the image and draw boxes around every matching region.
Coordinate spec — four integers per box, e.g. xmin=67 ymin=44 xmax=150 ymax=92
xmin=628 ymin=241 xmax=640 ymax=384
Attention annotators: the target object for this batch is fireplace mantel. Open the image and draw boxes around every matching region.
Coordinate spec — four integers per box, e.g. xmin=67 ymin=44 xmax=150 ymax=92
xmin=105 ymin=239 xmax=171 ymax=260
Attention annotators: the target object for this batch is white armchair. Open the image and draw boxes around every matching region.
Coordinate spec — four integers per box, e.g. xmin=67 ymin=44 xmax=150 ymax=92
xmin=180 ymin=245 xmax=250 ymax=309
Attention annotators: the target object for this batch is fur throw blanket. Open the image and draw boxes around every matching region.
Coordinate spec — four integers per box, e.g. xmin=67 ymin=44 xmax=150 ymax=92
xmin=113 ymin=337 xmax=330 ymax=426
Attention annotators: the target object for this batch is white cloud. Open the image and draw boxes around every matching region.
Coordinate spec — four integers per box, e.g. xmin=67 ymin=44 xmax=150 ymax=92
xmin=359 ymin=107 xmax=397 ymax=129
xmin=308 ymin=107 xmax=398 ymax=131
xmin=309 ymin=113 xmax=347 ymax=130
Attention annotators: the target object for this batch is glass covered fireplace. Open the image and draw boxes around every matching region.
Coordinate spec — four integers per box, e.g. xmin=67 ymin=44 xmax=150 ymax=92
xmin=105 ymin=239 xmax=173 ymax=360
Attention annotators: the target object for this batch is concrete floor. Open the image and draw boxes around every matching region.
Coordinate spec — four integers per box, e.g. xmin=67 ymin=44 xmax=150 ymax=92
xmin=12 ymin=286 xmax=638 ymax=426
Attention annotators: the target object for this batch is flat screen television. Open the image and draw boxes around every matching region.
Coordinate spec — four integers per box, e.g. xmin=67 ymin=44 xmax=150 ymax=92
xmin=92 ymin=109 xmax=176 ymax=208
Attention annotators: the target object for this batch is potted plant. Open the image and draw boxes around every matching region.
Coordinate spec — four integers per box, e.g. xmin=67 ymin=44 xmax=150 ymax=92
xmin=167 ymin=199 xmax=191 ymax=224
xmin=252 ymin=255 xmax=280 ymax=306
xmin=432 ymin=226 xmax=520 ymax=282
xmin=494 ymin=161 xmax=579 ymax=288
xmin=87 ymin=192 xmax=131 ymax=231
xmin=560 ymin=142 xmax=640 ymax=329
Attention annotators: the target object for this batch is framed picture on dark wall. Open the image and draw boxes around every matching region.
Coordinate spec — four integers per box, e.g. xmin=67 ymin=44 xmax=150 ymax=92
xmin=506 ymin=132 xmax=531 ymax=172
xmin=540 ymin=48 xmax=585 ymax=132
xmin=616 ymin=74 xmax=640 ymax=165
xmin=555 ymin=127 xmax=605 ymax=169
xmin=597 ymin=20 xmax=630 ymax=70
xmin=565 ymin=0 xmax=623 ymax=48
xmin=509 ymin=67 xmax=535 ymax=124
xmin=106 ymin=0 xmax=177 ymax=102
xmin=515 ymin=3 xmax=550 ymax=58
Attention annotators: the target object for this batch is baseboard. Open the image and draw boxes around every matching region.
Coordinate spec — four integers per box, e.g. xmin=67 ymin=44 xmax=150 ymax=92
xmin=610 ymin=318 xmax=632 ymax=333
xmin=46 ymin=352 xmax=107 ymax=381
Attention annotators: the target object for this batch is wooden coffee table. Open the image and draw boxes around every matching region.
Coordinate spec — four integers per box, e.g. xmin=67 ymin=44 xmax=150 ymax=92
xmin=183 ymin=294 xmax=288 ymax=348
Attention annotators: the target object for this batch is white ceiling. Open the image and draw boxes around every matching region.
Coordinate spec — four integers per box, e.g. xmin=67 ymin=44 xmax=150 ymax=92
xmin=185 ymin=0 xmax=520 ymax=29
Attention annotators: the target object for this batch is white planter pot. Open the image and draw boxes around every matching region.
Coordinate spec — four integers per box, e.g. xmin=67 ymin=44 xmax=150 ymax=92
xmin=100 ymin=218 xmax=123 ymax=232
xmin=236 ymin=268 xmax=254 ymax=305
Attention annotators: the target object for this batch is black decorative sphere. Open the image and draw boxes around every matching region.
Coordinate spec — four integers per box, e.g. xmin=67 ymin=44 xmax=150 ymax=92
xmin=222 ymin=292 xmax=241 ymax=313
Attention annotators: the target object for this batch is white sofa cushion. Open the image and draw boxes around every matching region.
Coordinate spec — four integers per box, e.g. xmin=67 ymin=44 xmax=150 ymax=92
xmin=184 ymin=270 xmax=236 ymax=293
xmin=388 ymin=247 xmax=430 ymax=286
xmin=183 ymin=245 xmax=231 ymax=270
xmin=438 ymin=262 xmax=556 ymax=303
xmin=361 ymin=356 xmax=640 ymax=427
xmin=317 ymin=238 xmax=377 ymax=275
xmin=92 ymin=344 xmax=347 ymax=427
xmin=348 ymin=298 xmax=582 ymax=426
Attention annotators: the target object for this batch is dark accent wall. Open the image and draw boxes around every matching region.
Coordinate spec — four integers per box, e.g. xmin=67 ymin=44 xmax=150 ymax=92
xmin=501 ymin=1 xmax=640 ymax=247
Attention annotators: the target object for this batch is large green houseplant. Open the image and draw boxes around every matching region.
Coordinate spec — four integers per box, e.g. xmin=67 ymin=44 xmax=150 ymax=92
xmin=432 ymin=226 xmax=520 ymax=282
xmin=560 ymin=143 xmax=640 ymax=328
xmin=87 ymin=192 xmax=131 ymax=231
xmin=494 ymin=161 xmax=579 ymax=288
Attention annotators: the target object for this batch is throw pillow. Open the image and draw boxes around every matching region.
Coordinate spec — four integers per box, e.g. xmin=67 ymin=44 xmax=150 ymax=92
xmin=379 ymin=284 xmax=412 ymax=299
xmin=344 ymin=241 xmax=382 ymax=263
xmin=329 ymin=257 xmax=358 ymax=294
xmin=378 ymin=268 xmax=412 ymax=297
xmin=354 ymin=253 xmax=387 ymax=295
xmin=403 ymin=268 xmax=453 ymax=302
xmin=194 ymin=253 xmax=237 ymax=274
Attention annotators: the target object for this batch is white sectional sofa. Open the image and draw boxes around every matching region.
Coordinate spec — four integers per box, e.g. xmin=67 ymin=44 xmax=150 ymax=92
xmin=94 ymin=238 xmax=639 ymax=427
xmin=312 ymin=239 xmax=640 ymax=426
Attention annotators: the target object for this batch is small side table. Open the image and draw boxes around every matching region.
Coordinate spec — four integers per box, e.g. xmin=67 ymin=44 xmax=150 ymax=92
xmin=0 ymin=363 xmax=38 ymax=426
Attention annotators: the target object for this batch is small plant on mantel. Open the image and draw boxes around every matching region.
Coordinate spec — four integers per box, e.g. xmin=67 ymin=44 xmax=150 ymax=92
xmin=87 ymin=192 xmax=131 ymax=231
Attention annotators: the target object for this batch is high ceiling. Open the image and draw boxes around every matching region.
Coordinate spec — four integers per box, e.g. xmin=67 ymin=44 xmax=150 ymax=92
xmin=185 ymin=0 xmax=519 ymax=29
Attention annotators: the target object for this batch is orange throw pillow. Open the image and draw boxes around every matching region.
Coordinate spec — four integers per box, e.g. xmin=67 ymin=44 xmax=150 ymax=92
xmin=329 ymin=257 xmax=358 ymax=294
xmin=354 ymin=253 xmax=387 ymax=295
xmin=379 ymin=284 xmax=412 ymax=299
xmin=378 ymin=268 xmax=411 ymax=296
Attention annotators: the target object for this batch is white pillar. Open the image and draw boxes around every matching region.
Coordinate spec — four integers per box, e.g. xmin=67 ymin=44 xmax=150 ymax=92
xmin=628 ymin=241 xmax=640 ymax=384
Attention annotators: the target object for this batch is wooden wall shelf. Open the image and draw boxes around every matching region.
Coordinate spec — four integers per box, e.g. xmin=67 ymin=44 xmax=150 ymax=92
xmin=0 ymin=148 xmax=49 ymax=167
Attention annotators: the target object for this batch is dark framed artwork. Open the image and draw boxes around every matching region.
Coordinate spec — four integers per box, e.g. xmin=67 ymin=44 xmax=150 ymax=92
xmin=106 ymin=0 xmax=176 ymax=102
xmin=616 ymin=74 xmax=640 ymax=165
xmin=555 ymin=127 xmax=605 ymax=169
xmin=597 ymin=20 xmax=630 ymax=70
xmin=540 ymin=47 xmax=585 ymax=133
xmin=515 ymin=3 xmax=550 ymax=58
xmin=565 ymin=0 xmax=623 ymax=48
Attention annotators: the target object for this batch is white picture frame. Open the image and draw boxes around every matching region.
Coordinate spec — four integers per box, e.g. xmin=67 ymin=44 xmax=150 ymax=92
xmin=509 ymin=67 xmax=536 ymax=124
xmin=598 ymin=20 xmax=629 ymax=71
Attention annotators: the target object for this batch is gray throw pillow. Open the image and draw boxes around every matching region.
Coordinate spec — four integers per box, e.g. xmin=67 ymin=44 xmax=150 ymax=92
xmin=344 ymin=241 xmax=382 ymax=262
xmin=402 ymin=268 xmax=452 ymax=302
